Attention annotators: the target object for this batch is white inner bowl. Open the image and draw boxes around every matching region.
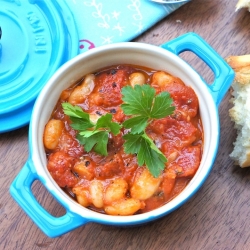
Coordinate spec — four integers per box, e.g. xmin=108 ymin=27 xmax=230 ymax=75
xmin=30 ymin=42 xmax=218 ymax=225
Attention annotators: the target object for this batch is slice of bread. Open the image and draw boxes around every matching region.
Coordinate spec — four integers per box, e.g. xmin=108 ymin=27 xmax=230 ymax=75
xmin=226 ymin=55 xmax=250 ymax=167
xmin=236 ymin=0 xmax=250 ymax=11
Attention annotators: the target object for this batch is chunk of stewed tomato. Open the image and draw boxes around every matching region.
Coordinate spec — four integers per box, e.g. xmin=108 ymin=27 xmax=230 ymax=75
xmin=90 ymin=69 xmax=129 ymax=108
xmin=168 ymin=145 xmax=202 ymax=177
xmin=47 ymin=151 xmax=78 ymax=187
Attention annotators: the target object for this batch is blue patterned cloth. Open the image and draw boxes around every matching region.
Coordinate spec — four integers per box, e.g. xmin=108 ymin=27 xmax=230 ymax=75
xmin=66 ymin=0 xmax=185 ymax=53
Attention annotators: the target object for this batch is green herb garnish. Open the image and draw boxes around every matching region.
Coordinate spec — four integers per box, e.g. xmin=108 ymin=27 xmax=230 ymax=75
xmin=121 ymin=84 xmax=175 ymax=133
xmin=62 ymin=84 xmax=175 ymax=177
xmin=123 ymin=132 xmax=168 ymax=177
xmin=62 ymin=103 xmax=94 ymax=131
xmin=121 ymin=85 xmax=175 ymax=177
xmin=62 ymin=103 xmax=121 ymax=156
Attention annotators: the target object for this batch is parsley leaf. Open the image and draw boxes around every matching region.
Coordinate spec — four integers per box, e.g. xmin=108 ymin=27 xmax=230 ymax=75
xmin=121 ymin=84 xmax=175 ymax=177
xmin=121 ymin=84 xmax=155 ymax=116
xmin=121 ymin=85 xmax=175 ymax=135
xmin=122 ymin=133 xmax=143 ymax=154
xmin=77 ymin=130 xmax=109 ymax=156
xmin=68 ymin=117 xmax=94 ymax=131
xmin=123 ymin=116 xmax=148 ymax=134
xmin=62 ymin=103 xmax=121 ymax=156
xmin=123 ymin=132 xmax=167 ymax=177
xmin=150 ymin=92 xmax=175 ymax=118
xmin=62 ymin=103 xmax=94 ymax=131
xmin=95 ymin=113 xmax=121 ymax=135
xmin=62 ymin=102 xmax=90 ymax=119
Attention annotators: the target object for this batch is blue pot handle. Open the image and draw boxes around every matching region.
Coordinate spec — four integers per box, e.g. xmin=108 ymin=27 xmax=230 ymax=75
xmin=161 ymin=32 xmax=235 ymax=106
xmin=10 ymin=160 xmax=88 ymax=238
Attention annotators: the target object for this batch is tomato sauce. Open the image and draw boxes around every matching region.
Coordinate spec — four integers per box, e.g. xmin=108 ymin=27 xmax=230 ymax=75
xmin=44 ymin=64 xmax=203 ymax=215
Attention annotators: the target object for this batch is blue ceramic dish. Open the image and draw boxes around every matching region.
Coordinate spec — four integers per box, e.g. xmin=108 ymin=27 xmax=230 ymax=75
xmin=10 ymin=33 xmax=234 ymax=238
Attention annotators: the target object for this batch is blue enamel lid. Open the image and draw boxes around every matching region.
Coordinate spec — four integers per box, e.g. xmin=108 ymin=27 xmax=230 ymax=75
xmin=0 ymin=0 xmax=79 ymax=133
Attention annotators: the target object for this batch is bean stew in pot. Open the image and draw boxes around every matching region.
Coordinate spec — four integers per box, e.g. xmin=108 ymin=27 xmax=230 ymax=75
xmin=43 ymin=64 xmax=203 ymax=215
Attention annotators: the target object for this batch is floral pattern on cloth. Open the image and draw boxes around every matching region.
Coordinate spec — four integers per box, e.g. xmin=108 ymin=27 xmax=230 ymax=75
xmin=66 ymin=0 xmax=185 ymax=53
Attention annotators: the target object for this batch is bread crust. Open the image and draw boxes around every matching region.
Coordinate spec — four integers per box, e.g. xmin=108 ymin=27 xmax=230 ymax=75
xmin=226 ymin=55 xmax=250 ymax=69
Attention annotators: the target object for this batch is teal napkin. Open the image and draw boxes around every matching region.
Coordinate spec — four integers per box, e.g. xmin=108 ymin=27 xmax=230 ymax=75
xmin=66 ymin=0 xmax=185 ymax=53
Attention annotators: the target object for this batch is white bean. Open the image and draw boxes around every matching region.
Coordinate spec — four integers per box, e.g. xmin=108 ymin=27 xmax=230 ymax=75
xmin=89 ymin=179 xmax=104 ymax=208
xmin=151 ymin=71 xmax=176 ymax=88
xmin=72 ymin=186 xmax=90 ymax=207
xmin=43 ymin=119 xmax=64 ymax=150
xmin=130 ymin=168 xmax=162 ymax=200
xmin=129 ymin=72 xmax=146 ymax=88
xmin=89 ymin=113 xmax=100 ymax=124
xmin=167 ymin=151 xmax=178 ymax=164
xmin=104 ymin=178 xmax=128 ymax=205
xmin=104 ymin=198 xmax=143 ymax=215
xmin=68 ymin=74 xmax=95 ymax=104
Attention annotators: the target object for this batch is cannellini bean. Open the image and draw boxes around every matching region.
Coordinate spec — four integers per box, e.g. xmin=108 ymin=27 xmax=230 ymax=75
xmin=89 ymin=113 xmax=100 ymax=124
xmin=129 ymin=72 xmax=146 ymax=87
xmin=73 ymin=161 xmax=94 ymax=180
xmin=104 ymin=178 xmax=128 ymax=205
xmin=130 ymin=168 xmax=162 ymax=200
xmin=104 ymin=198 xmax=143 ymax=215
xmin=89 ymin=180 xmax=104 ymax=208
xmin=167 ymin=151 xmax=178 ymax=164
xmin=72 ymin=186 xmax=90 ymax=207
xmin=43 ymin=119 xmax=64 ymax=150
xmin=68 ymin=74 xmax=95 ymax=104
xmin=151 ymin=71 xmax=176 ymax=88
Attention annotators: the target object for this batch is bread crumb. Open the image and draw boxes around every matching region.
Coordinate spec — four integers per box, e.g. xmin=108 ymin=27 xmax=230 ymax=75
xmin=226 ymin=55 xmax=250 ymax=167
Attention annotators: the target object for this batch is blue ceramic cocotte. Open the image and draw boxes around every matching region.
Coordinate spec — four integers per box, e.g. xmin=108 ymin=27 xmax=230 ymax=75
xmin=10 ymin=33 xmax=234 ymax=238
